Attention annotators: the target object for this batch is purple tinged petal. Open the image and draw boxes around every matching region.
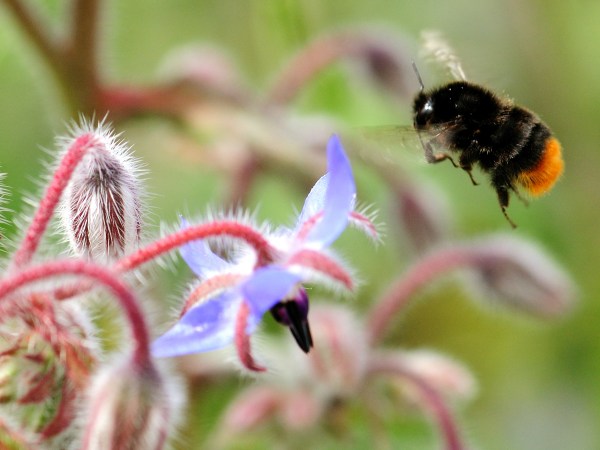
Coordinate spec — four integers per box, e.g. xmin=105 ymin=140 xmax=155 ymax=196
xmin=151 ymin=291 xmax=257 ymax=357
xmin=152 ymin=267 xmax=301 ymax=358
xmin=242 ymin=267 xmax=302 ymax=318
xmin=151 ymin=267 xmax=300 ymax=358
xmin=179 ymin=217 xmax=230 ymax=277
xmin=305 ymin=135 xmax=356 ymax=247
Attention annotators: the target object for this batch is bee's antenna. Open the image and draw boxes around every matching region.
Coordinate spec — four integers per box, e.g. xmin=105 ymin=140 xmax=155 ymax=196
xmin=412 ymin=60 xmax=425 ymax=92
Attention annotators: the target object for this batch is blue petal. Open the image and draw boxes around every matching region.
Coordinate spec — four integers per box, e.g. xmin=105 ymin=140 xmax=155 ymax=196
xmin=242 ymin=267 xmax=302 ymax=318
xmin=304 ymin=135 xmax=356 ymax=247
xmin=296 ymin=173 xmax=329 ymax=228
xmin=179 ymin=217 xmax=230 ymax=278
xmin=151 ymin=291 xmax=256 ymax=357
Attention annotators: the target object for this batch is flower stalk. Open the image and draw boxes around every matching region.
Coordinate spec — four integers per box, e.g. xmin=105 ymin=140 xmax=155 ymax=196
xmin=114 ymin=220 xmax=274 ymax=272
xmin=367 ymin=236 xmax=574 ymax=345
xmin=368 ymin=354 xmax=466 ymax=450
xmin=0 ymin=260 xmax=151 ymax=367
xmin=12 ymin=133 xmax=98 ymax=268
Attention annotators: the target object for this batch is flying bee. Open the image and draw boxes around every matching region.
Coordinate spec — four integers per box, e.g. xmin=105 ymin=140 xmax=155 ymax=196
xmin=410 ymin=32 xmax=564 ymax=227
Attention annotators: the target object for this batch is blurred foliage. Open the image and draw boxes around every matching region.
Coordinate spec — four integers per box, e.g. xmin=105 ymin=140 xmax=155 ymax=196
xmin=0 ymin=0 xmax=598 ymax=449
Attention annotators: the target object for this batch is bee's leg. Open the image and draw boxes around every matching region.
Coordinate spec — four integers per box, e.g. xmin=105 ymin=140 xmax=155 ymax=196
xmin=495 ymin=185 xmax=517 ymax=229
xmin=459 ymin=150 xmax=480 ymax=186
xmin=434 ymin=152 xmax=459 ymax=167
xmin=459 ymin=163 xmax=479 ymax=186
xmin=422 ymin=139 xmax=458 ymax=166
xmin=511 ymin=186 xmax=530 ymax=207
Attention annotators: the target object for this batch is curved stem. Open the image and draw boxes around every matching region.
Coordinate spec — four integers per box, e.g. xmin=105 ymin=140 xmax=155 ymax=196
xmin=54 ymin=221 xmax=271 ymax=302
xmin=366 ymin=246 xmax=479 ymax=345
xmin=114 ymin=221 xmax=273 ymax=273
xmin=266 ymin=33 xmax=360 ymax=106
xmin=368 ymin=354 xmax=466 ymax=450
xmin=12 ymin=133 xmax=98 ymax=268
xmin=3 ymin=0 xmax=105 ymax=114
xmin=265 ymin=30 xmax=409 ymax=107
xmin=0 ymin=260 xmax=151 ymax=367
xmin=97 ymin=84 xmax=201 ymax=121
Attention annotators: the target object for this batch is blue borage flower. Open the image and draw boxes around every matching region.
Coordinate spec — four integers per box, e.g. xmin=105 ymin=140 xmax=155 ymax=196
xmin=152 ymin=135 xmax=378 ymax=361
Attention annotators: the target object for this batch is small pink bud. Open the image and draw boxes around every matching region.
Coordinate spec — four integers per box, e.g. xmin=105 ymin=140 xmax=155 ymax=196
xmin=159 ymin=45 xmax=247 ymax=102
xmin=279 ymin=390 xmax=322 ymax=430
xmin=394 ymin=350 xmax=477 ymax=403
xmin=60 ymin=123 xmax=143 ymax=262
xmin=80 ymin=359 xmax=175 ymax=450
xmin=392 ymin=180 xmax=453 ymax=254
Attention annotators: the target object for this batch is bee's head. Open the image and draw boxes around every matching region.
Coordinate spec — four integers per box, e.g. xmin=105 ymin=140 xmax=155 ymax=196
xmin=411 ymin=61 xmax=435 ymax=130
xmin=413 ymin=92 xmax=435 ymax=130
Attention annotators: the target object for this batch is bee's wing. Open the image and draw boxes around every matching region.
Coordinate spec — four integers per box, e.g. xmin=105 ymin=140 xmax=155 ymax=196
xmin=346 ymin=125 xmax=426 ymax=169
xmin=345 ymin=122 xmax=460 ymax=172
xmin=420 ymin=30 xmax=467 ymax=81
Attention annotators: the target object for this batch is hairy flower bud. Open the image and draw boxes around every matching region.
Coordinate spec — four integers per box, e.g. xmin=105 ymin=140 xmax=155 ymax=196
xmin=80 ymin=359 xmax=176 ymax=450
xmin=0 ymin=294 xmax=97 ymax=443
xmin=469 ymin=235 xmax=575 ymax=318
xmin=304 ymin=305 xmax=369 ymax=396
xmin=0 ymin=172 xmax=6 ymax=226
xmin=60 ymin=124 xmax=143 ymax=262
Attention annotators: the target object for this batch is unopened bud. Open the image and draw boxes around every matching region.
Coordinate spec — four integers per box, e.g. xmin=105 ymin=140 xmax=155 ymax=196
xmin=60 ymin=124 xmax=143 ymax=262
xmin=469 ymin=235 xmax=575 ymax=318
xmin=159 ymin=45 xmax=248 ymax=102
xmin=279 ymin=389 xmax=322 ymax=430
xmin=357 ymin=32 xmax=414 ymax=102
xmin=0 ymin=295 xmax=97 ymax=442
xmin=81 ymin=359 xmax=174 ymax=450
xmin=304 ymin=305 xmax=368 ymax=396
xmin=222 ymin=386 xmax=282 ymax=432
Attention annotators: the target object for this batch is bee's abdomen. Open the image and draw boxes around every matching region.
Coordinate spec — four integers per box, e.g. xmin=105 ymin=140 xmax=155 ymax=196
xmin=516 ymin=136 xmax=564 ymax=196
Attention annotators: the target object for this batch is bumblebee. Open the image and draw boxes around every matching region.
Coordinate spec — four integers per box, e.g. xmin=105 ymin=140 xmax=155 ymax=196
xmin=411 ymin=35 xmax=563 ymax=227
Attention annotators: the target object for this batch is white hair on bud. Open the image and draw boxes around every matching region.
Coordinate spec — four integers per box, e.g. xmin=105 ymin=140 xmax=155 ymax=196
xmin=0 ymin=172 xmax=8 ymax=250
xmin=75 ymin=355 xmax=185 ymax=450
xmin=59 ymin=119 xmax=146 ymax=262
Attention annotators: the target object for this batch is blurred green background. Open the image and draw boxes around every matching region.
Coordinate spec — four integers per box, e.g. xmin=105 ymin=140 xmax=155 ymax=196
xmin=0 ymin=1 xmax=598 ymax=449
